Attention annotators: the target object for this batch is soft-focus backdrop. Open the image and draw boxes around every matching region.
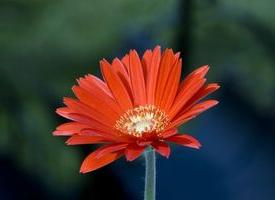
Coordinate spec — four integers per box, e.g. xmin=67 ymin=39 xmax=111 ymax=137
xmin=1 ymin=0 xmax=275 ymax=200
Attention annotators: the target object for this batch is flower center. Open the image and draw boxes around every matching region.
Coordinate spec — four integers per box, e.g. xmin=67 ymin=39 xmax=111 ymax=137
xmin=114 ymin=105 xmax=169 ymax=137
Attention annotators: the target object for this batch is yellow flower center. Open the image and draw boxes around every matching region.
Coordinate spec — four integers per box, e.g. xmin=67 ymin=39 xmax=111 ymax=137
xmin=115 ymin=105 xmax=169 ymax=137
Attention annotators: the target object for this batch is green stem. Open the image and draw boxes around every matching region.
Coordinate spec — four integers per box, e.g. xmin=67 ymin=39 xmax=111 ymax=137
xmin=144 ymin=149 xmax=156 ymax=200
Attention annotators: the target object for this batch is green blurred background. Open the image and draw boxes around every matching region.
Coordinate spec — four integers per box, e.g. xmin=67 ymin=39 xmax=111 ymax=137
xmin=0 ymin=0 xmax=275 ymax=200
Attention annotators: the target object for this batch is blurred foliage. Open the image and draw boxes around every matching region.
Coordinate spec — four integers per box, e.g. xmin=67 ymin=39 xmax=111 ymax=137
xmin=191 ymin=0 xmax=275 ymax=114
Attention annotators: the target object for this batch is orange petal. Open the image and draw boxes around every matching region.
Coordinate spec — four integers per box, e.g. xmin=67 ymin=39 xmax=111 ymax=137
xmin=155 ymin=49 xmax=178 ymax=106
xmin=151 ymin=141 xmax=171 ymax=158
xmin=169 ymin=100 xmax=219 ymax=128
xmin=136 ymin=140 xmax=152 ymax=146
xmin=179 ymin=83 xmax=220 ymax=113
xmin=77 ymin=76 xmax=122 ymax=114
xmin=181 ymin=65 xmax=209 ymax=88
xmin=112 ymin=58 xmax=129 ymax=79
xmin=81 ymin=75 xmax=113 ymax=98
xmin=80 ymin=149 xmax=124 ymax=173
xmin=63 ymin=97 xmax=115 ymax=128
xmin=111 ymin=58 xmax=133 ymax=101
xmin=79 ymin=129 xmax=119 ymax=140
xmin=56 ymin=108 xmax=113 ymax=134
xmin=195 ymin=83 xmax=220 ymax=100
xmin=165 ymin=134 xmax=201 ymax=149
xmin=72 ymin=86 xmax=119 ymax=121
xmin=56 ymin=107 xmax=91 ymax=124
xmin=125 ymin=143 xmax=146 ymax=161
xmin=160 ymin=59 xmax=182 ymax=111
xmin=100 ymin=59 xmax=133 ymax=111
xmin=53 ymin=122 xmax=89 ymax=136
xmin=66 ymin=135 xmax=111 ymax=145
xmin=94 ymin=143 xmax=128 ymax=158
xmin=158 ymin=128 xmax=178 ymax=138
xmin=89 ymin=76 xmax=112 ymax=97
xmin=168 ymin=78 xmax=206 ymax=119
xmin=141 ymin=49 xmax=153 ymax=81
xmin=129 ymin=50 xmax=147 ymax=105
xmin=121 ymin=54 xmax=130 ymax=74
xmin=146 ymin=46 xmax=161 ymax=104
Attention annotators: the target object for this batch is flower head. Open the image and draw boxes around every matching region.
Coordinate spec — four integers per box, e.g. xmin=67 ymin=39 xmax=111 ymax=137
xmin=53 ymin=46 xmax=220 ymax=173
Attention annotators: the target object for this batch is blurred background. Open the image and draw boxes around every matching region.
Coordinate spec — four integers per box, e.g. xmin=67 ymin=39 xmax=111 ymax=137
xmin=0 ymin=0 xmax=275 ymax=199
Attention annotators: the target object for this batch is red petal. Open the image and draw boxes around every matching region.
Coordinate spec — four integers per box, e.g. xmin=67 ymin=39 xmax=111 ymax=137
xmin=77 ymin=75 xmax=123 ymax=115
xmin=160 ymin=59 xmax=182 ymax=111
xmin=56 ymin=107 xmax=70 ymax=115
xmin=146 ymin=46 xmax=161 ymax=104
xmin=94 ymin=143 xmax=128 ymax=158
xmin=125 ymin=143 xmax=146 ymax=161
xmin=151 ymin=141 xmax=171 ymax=158
xmin=191 ymin=83 xmax=220 ymax=102
xmin=158 ymin=128 xmax=178 ymax=138
xmin=136 ymin=140 xmax=152 ymax=146
xmin=121 ymin=54 xmax=130 ymax=74
xmin=80 ymin=149 xmax=124 ymax=173
xmin=165 ymin=134 xmax=201 ymax=149
xmin=79 ymin=129 xmax=119 ymax=141
xmin=169 ymin=100 xmax=219 ymax=128
xmin=169 ymin=66 xmax=210 ymax=119
xmin=181 ymin=83 xmax=220 ymax=112
xmin=72 ymin=86 xmax=119 ymax=120
xmin=53 ymin=122 xmax=89 ymax=136
xmin=181 ymin=65 xmax=209 ymax=87
xmin=63 ymin=97 xmax=115 ymax=128
xmin=111 ymin=58 xmax=133 ymax=101
xmin=100 ymin=59 xmax=133 ymax=111
xmin=112 ymin=58 xmax=129 ymax=79
xmin=129 ymin=50 xmax=147 ymax=105
xmin=56 ymin=108 xmax=114 ymax=134
xmin=78 ymin=75 xmax=113 ymax=97
xmin=168 ymin=78 xmax=206 ymax=119
xmin=141 ymin=49 xmax=153 ymax=80
xmin=66 ymin=135 xmax=110 ymax=145
xmin=88 ymin=75 xmax=112 ymax=97
xmin=155 ymin=49 xmax=178 ymax=106
xmin=56 ymin=107 xmax=91 ymax=124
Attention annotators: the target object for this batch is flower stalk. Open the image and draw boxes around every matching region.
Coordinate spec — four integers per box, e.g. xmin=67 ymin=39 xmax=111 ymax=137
xmin=144 ymin=149 xmax=156 ymax=200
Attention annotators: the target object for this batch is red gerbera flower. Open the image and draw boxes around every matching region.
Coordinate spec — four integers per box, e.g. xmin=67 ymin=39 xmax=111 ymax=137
xmin=53 ymin=46 xmax=219 ymax=173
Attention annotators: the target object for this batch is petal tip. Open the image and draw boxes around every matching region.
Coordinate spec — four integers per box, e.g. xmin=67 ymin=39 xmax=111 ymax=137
xmin=125 ymin=156 xmax=134 ymax=162
xmin=65 ymin=139 xmax=71 ymax=145
xmin=213 ymin=83 xmax=221 ymax=89
xmin=191 ymin=139 xmax=202 ymax=149
xmin=79 ymin=168 xmax=87 ymax=174
xmin=212 ymin=100 xmax=219 ymax=106
xmin=79 ymin=163 xmax=92 ymax=174
xmin=194 ymin=143 xmax=202 ymax=149
xmin=154 ymin=45 xmax=161 ymax=50
xmin=52 ymin=130 xmax=58 ymax=136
